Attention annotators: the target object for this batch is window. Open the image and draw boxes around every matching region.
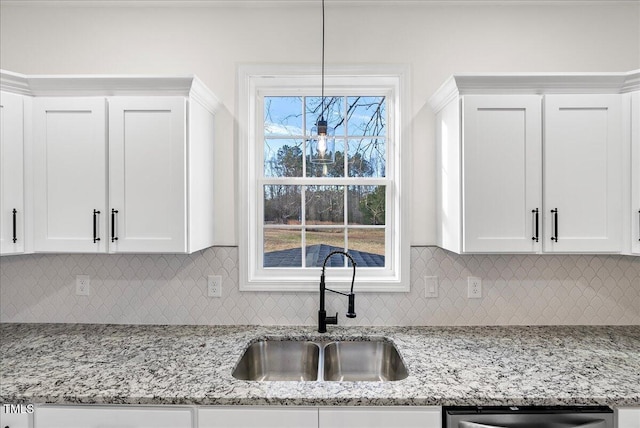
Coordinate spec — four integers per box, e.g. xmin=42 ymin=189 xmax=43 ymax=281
xmin=238 ymin=65 xmax=409 ymax=292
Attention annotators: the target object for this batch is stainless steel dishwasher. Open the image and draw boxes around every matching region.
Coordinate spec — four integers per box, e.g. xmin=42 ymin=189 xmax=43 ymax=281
xmin=444 ymin=406 xmax=614 ymax=428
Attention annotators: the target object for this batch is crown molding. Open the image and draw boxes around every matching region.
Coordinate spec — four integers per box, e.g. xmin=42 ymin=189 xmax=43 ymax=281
xmin=0 ymin=70 xmax=220 ymax=113
xmin=429 ymin=70 xmax=640 ymax=112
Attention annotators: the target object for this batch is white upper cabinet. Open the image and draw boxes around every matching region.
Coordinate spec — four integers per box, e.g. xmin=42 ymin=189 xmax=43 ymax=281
xmin=544 ymin=94 xmax=622 ymax=253
xmin=108 ymin=97 xmax=188 ymax=253
xmin=33 ymin=97 xmax=107 ymax=253
xmin=462 ymin=95 xmax=542 ymax=253
xmin=430 ymin=71 xmax=638 ymax=254
xmin=2 ymin=70 xmax=219 ymax=254
xmin=0 ymin=91 xmax=26 ymax=255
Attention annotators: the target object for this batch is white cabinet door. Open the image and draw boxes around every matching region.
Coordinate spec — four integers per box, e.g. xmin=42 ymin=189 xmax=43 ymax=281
xmin=617 ymin=407 xmax=640 ymax=428
xmin=462 ymin=95 xmax=542 ymax=252
xmin=544 ymin=94 xmax=623 ymax=253
xmin=198 ymin=407 xmax=318 ymax=428
xmin=108 ymin=97 xmax=187 ymax=253
xmin=631 ymin=92 xmax=640 ymax=255
xmin=1 ymin=405 xmax=32 ymax=428
xmin=33 ymin=97 xmax=107 ymax=253
xmin=0 ymin=91 xmax=25 ymax=255
xmin=319 ymin=407 xmax=441 ymax=428
xmin=34 ymin=405 xmax=192 ymax=428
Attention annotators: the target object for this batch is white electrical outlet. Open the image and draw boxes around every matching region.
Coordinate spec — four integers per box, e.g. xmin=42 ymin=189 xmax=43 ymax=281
xmin=76 ymin=275 xmax=90 ymax=296
xmin=468 ymin=276 xmax=482 ymax=299
xmin=424 ymin=276 xmax=438 ymax=298
xmin=208 ymin=275 xmax=222 ymax=298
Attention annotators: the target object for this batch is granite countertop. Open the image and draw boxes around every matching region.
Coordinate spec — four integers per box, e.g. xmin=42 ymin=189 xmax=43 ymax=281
xmin=1 ymin=323 xmax=639 ymax=407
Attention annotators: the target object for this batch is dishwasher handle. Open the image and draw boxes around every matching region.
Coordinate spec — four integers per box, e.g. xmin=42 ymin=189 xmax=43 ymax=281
xmin=459 ymin=420 xmax=607 ymax=428
xmin=460 ymin=423 xmax=507 ymax=428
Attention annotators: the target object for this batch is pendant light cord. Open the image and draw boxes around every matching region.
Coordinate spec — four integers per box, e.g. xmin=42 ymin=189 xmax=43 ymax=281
xmin=320 ymin=0 xmax=325 ymax=120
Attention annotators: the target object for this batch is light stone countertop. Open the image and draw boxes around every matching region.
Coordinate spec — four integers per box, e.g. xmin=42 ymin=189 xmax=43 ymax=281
xmin=1 ymin=323 xmax=639 ymax=407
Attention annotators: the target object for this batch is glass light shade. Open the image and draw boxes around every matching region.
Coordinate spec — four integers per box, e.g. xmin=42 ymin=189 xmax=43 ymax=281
xmin=310 ymin=119 xmax=335 ymax=164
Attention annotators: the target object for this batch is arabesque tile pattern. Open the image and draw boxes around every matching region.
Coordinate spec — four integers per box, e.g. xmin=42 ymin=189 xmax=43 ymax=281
xmin=1 ymin=247 xmax=638 ymax=325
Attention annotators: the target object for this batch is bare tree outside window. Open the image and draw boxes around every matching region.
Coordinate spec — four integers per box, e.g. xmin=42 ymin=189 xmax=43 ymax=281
xmin=263 ymin=96 xmax=387 ymax=268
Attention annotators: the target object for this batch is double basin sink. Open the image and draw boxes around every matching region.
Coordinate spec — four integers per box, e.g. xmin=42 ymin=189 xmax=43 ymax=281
xmin=232 ymin=339 xmax=408 ymax=382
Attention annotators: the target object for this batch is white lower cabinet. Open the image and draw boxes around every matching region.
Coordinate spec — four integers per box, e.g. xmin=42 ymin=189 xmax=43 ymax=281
xmin=0 ymin=405 xmax=32 ymax=428
xmin=319 ymin=407 xmax=441 ymax=428
xmin=617 ymin=407 xmax=640 ymax=428
xmin=33 ymin=405 xmax=193 ymax=428
xmin=198 ymin=407 xmax=317 ymax=428
xmin=198 ymin=406 xmax=440 ymax=428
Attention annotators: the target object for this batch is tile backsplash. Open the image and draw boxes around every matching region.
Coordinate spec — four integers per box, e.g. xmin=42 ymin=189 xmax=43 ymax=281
xmin=1 ymin=247 xmax=638 ymax=325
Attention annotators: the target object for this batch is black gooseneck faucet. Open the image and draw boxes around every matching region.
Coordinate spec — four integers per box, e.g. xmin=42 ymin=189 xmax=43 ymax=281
xmin=318 ymin=250 xmax=356 ymax=333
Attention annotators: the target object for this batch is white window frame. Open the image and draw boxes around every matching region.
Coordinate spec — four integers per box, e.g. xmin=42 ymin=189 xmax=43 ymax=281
xmin=238 ymin=64 xmax=410 ymax=292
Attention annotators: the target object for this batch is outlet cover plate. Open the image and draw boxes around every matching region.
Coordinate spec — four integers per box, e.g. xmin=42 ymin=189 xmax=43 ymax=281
xmin=208 ymin=275 xmax=222 ymax=298
xmin=468 ymin=276 xmax=482 ymax=299
xmin=76 ymin=275 xmax=90 ymax=296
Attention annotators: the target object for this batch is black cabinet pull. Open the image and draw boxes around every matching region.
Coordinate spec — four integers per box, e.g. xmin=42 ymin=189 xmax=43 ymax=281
xmin=551 ymin=208 xmax=558 ymax=242
xmin=12 ymin=208 xmax=17 ymax=243
xmin=531 ymin=208 xmax=539 ymax=242
xmin=93 ymin=209 xmax=101 ymax=243
xmin=638 ymin=210 xmax=640 ymax=242
xmin=111 ymin=209 xmax=119 ymax=242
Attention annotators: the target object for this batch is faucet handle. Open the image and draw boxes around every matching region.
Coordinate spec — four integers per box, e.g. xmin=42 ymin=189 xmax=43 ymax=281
xmin=326 ymin=313 xmax=338 ymax=325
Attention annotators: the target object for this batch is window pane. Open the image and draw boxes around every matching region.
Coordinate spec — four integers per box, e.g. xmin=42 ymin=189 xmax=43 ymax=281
xmin=348 ymin=185 xmax=386 ymax=225
xmin=264 ymin=228 xmax=301 ymax=268
xmin=348 ymin=138 xmax=386 ymax=178
xmin=306 ymin=96 xmax=344 ymax=136
xmin=347 ymin=96 xmax=386 ymax=136
xmin=348 ymin=227 xmax=385 ymax=267
xmin=306 ymin=139 xmax=345 ymax=178
xmin=305 ymin=228 xmax=345 ymax=267
xmin=264 ymin=139 xmax=304 ymax=177
xmin=305 ymin=185 xmax=344 ymax=225
xmin=264 ymin=97 xmax=303 ymax=136
xmin=264 ymin=185 xmax=301 ymax=224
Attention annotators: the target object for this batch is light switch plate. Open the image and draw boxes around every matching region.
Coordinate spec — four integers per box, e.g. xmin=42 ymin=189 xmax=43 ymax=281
xmin=424 ymin=276 xmax=438 ymax=298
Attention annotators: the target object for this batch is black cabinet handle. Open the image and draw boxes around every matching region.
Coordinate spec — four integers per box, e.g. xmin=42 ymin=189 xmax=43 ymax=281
xmin=551 ymin=208 xmax=558 ymax=242
xmin=111 ymin=209 xmax=119 ymax=242
xmin=638 ymin=210 xmax=640 ymax=242
xmin=12 ymin=208 xmax=17 ymax=243
xmin=93 ymin=209 xmax=101 ymax=243
xmin=531 ymin=208 xmax=539 ymax=242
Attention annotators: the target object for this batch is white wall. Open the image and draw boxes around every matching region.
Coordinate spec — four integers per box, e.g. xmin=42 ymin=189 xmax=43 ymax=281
xmin=1 ymin=2 xmax=639 ymax=327
xmin=2 ymin=1 xmax=639 ymax=245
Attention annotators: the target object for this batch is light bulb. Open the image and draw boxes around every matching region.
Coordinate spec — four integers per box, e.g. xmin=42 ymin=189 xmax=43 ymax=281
xmin=317 ymin=134 xmax=327 ymax=157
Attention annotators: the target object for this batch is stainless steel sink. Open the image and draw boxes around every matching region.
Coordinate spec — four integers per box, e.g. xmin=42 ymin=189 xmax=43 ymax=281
xmin=232 ymin=340 xmax=320 ymax=381
xmin=232 ymin=339 xmax=408 ymax=382
xmin=323 ymin=340 xmax=408 ymax=382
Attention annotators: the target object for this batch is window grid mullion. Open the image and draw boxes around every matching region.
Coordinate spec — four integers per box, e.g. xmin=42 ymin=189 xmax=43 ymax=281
xmin=260 ymin=92 xmax=390 ymax=272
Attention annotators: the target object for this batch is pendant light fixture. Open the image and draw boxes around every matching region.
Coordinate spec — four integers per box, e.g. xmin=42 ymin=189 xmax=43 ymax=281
xmin=310 ymin=0 xmax=335 ymax=165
